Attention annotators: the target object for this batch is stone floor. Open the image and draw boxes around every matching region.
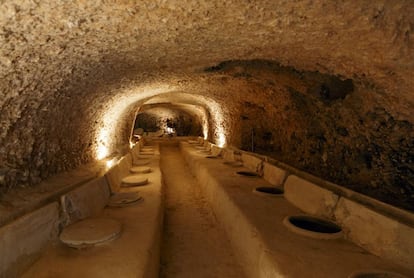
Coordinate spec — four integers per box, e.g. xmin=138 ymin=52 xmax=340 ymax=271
xmin=159 ymin=142 xmax=245 ymax=278
xmin=15 ymin=139 xmax=413 ymax=278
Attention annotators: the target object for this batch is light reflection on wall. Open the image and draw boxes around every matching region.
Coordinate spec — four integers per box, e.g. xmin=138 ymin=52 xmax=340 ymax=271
xmin=203 ymin=119 xmax=209 ymax=140
xmin=93 ymin=87 xmax=228 ymax=160
xmin=96 ymin=128 xmax=109 ymax=160
xmin=94 ymin=84 xmax=173 ymax=160
xmin=105 ymin=157 xmax=117 ymax=169
xmin=205 ymin=99 xmax=227 ymax=147
xmin=144 ymin=93 xmax=227 ymax=147
xmin=217 ymin=132 xmax=226 ymax=147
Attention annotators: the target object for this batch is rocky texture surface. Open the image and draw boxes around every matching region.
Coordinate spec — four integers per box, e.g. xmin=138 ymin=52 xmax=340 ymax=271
xmin=209 ymin=60 xmax=414 ymax=211
xmin=135 ymin=105 xmax=203 ymax=136
xmin=0 ymin=1 xmax=413 ymax=210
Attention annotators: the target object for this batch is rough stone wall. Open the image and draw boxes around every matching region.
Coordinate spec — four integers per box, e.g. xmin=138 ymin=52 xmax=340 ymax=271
xmin=0 ymin=1 xmax=413 ymax=211
xmin=135 ymin=106 xmax=203 ymax=136
xmin=204 ymin=60 xmax=414 ymax=211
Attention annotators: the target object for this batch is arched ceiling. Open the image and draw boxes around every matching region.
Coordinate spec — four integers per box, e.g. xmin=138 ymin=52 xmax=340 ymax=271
xmin=134 ymin=103 xmax=205 ymax=137
xmin=138 ymin=102 xmax=210 ymax=138
xmin=0 ymin=1 xmax=413 ymax=210
xmin=1 ymin=1 xmax=413 ymax=94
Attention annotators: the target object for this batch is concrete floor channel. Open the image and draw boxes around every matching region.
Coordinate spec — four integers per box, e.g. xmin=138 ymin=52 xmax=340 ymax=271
xmin=3 ymin=139 xmax=413 ymax=277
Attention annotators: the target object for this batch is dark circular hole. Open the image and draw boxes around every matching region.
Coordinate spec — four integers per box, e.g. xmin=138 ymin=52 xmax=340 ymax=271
xmin=255 ymin=187 xmax=284 ymax=195
xmin=236 ymin=171 xmax=259 ymax=177
xmin=288 ymin=216 xmax=341 ymax=234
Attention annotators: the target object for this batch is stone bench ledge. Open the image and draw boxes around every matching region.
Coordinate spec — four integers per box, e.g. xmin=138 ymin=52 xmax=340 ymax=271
xmin=180 ymin=141 xmax=413 ymax=277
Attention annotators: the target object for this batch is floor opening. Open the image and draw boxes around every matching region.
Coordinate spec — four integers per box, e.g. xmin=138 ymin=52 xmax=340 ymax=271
xmin=254 ymin=186 xmax=284 ymax=196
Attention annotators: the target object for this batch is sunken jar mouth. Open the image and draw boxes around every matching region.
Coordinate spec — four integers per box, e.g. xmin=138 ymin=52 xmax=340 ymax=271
xmin=236 ymin=171 xmax=259 ymax=177
xmin=283 ymin=215 xmax=342 ymax=239
xmin=253 ymin=186 xmax=284 ymax=196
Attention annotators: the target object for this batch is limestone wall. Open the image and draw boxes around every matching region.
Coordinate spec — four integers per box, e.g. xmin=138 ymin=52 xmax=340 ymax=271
xmin=0 ymin=1 xmax=413 ymax=211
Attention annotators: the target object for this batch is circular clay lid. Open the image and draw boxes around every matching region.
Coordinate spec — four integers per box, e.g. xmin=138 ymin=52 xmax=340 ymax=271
xmin=122 ymin=175 xmax=149 ymax=186
xmin=130 ymin=166 xmax=151 ymax=174
xmin=108 ymin=192 xmax=143 ymax=207
xmin=134 ymin=159 xmax=150 ymax=166
xmin=60 ymin=218 xmax=122 ymax=248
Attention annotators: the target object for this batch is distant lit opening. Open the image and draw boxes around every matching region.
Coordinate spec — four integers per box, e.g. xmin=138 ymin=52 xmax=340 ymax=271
xmin=133 ymin=105 xmax=203 ymax=138
xmin=166 ymin=126 xmax=175 ymax=134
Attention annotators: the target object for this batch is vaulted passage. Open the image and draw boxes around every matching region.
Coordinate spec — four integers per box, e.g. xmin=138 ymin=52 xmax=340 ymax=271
xmin=1 ymin=1 xmax=414 ymax=277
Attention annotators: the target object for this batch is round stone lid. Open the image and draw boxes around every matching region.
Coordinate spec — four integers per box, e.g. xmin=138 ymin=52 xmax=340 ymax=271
xmin=130 ymin=166 xmax=151 ymax=174
xmin=121 ymin=175 xmax=149 ymax=186
xmin=108 ymin=192 xmax=143 ymax=207
xmin=60 ymin=218 xmax=122 ymax=248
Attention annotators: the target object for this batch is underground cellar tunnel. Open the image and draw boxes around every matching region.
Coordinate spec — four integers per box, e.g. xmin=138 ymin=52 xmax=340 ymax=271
xmin=0 ymin=1 xmax=413 ymax=277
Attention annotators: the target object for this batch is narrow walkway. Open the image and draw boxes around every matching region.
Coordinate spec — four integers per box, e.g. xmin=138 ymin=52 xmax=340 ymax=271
xmin=159 ymin=142 xmax=245 ymax=278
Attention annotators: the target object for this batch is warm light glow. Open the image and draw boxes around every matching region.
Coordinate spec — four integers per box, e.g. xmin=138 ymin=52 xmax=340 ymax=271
xmin=105 ymin=158 xmax=117 ymax=169
xmin=97 ymin=145 xmax=109 ymax=160
xmin=202 ymin=113 xmax=209 ymax=139
xmin=203 ymin=129 xmax=208 ymax=140
xmin=93 ymin=86 xmax=228 ymax=160
xmin=129 ymin=141 xmax=135 ymax=149
xmin=204 ymin=99 xmax=227 ymax=147
xmin=166 ymin=127 xmax=174 ymax=134
xmin=96 ymin=128 xmax=109 ymax=160
xmin=217 ymin=132 xmax=226 ymax=148
xmin=93 ymin=84 xmax=173 ymax=160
